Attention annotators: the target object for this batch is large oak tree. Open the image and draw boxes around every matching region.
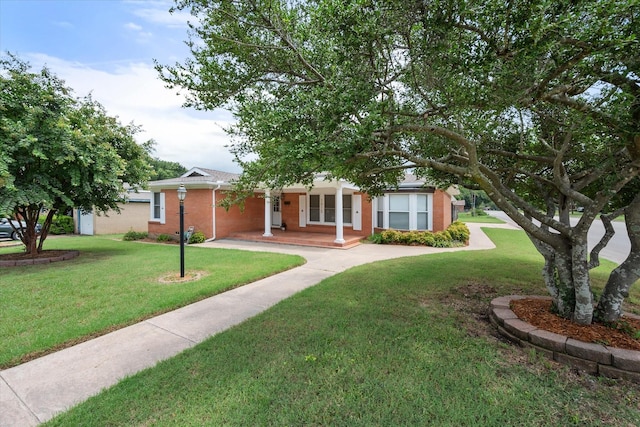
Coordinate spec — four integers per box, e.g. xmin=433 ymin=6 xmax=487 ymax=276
xmin=158 ymin=0 xmax=639 ymax=324
xmin=0 ymin=54 xmax=152 ymax=255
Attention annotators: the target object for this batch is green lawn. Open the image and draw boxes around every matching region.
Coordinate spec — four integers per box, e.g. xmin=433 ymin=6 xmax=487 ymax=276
xmin=457 ymin=212 xmax=506 ymax=223
xmin=0 ymin=236 xmax=304 ymax=368
xmin=45 ymin=229 xmax=640 ymax=426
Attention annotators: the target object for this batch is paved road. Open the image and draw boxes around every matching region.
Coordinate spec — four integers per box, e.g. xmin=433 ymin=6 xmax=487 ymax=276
xmin=487 ymin=210 xmax=631 ymax=265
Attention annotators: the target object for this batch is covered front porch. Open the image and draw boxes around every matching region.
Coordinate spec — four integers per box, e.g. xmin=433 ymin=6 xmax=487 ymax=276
xmin=228 ymin=229 xmax=363 ymax=249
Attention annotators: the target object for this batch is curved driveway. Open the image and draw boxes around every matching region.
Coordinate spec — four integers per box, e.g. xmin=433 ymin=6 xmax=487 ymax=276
xmin=1 ymin=223 xmax=501 ymax=426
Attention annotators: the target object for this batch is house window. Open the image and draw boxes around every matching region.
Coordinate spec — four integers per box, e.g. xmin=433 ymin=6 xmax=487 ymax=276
xmin=153 ymin=193 xmax=161 ymax=219
xmin=325 ymin=195 xmax=335 ymax=222
xmin=342 ymin=195 xmax=352 ymax=224
xmin=309 ymin=195 xmax=320 ymax=222
xmin=417 ymin=194 xmax=429 ymax=230
xmin=389 ymin=194 xmax=410 ymax=229
xmin=308 ymin=194 xmax=352 ymax=224
xmin=150 ymin=192 xmax=165 ymax=224
xmin=377 ymin=193 xmax=432 ymax=231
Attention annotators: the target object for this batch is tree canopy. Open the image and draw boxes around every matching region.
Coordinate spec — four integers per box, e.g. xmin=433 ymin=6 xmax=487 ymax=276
xmin=145 ymin=149 xmax=188 ymax=180
xmin=159 ymin=0 xmax=639 ymax=324
xmin=0 ymin=54 xmax=152 ymax=255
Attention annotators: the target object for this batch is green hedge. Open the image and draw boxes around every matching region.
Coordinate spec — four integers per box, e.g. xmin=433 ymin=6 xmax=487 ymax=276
xmin=370 ymin=221 xmax=470 ymax=248
xmin=123 ymin=230 xmax=148 ymax=241
xmin=156 ymin=234 xmax=171 ymax=242
xmin=39 ymin=214 xmax=74 ymax=235
xmin=188 ymin=231 xmax=206 ymax=244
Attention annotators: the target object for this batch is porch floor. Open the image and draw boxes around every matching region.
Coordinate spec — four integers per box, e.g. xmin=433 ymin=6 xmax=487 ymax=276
xmin=227 ymin=229 xmax=363 ymax=249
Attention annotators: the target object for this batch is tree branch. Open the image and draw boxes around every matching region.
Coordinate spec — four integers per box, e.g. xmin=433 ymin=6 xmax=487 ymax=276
xmin=588 ymin=207 xmax=624 ymax=269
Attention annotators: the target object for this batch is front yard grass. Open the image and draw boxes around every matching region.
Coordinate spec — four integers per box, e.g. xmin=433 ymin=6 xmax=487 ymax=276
xmin=45 ymin=229 xmax=640 ymax=426
xmin=0 ymin=236 xmax=304 ymax=368
xmin=457 ymin=211 xmax=506 ymax=223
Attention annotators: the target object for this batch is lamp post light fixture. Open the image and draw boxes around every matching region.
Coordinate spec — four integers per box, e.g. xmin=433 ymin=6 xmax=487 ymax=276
xmin=177 ymin=184 xmax=187 ymax=278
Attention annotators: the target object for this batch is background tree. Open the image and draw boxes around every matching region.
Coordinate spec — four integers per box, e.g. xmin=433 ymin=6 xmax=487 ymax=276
xmin=0 ymin=54 xmax=152 ymax=255
xmin=457 ymin=188 xmax=496 ymax=213
xmin=159 ymin=0 xmax=639 ymax=325
xmin=146 ymin=150 xmax=188 ymax=180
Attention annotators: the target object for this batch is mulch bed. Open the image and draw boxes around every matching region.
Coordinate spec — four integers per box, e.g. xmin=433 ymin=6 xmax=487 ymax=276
xmin=511 ymin=298 xmax=640 ymax=351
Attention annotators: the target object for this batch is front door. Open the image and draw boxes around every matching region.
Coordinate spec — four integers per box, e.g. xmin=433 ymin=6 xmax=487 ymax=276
xmin=271 ymin=195 xmax=282 ymax=226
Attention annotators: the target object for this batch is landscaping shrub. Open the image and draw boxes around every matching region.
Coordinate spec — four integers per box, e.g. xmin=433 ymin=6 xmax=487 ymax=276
xmin=123 ymin=230 xmax=148 ymax=241
xmin=47 ymin=214 xmax=74 ymax=235
xmin=156 ymin=234 xmax=171 ymax=242
xmin=447 ymin=221 xmax=471 ymax=243
xmin=370 ymin=222 xmax=470 ymax=248
xmin=188 ymin=231 xmax=206 ymax=244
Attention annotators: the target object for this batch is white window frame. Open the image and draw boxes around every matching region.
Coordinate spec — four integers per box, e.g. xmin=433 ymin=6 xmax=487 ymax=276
xmin=375 ymin=193 xmax=433 ymax=231
xmin=307 ymin=192 xmax=353 ymax=225
xmin=150 ymin=191 xmax=166 ymax=224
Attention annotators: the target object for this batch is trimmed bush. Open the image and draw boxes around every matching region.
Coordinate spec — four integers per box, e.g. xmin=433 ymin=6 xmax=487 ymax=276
xmin=447 ymin=221 xmax=471 ymax=243
xmin=156 ymin=234 xmax=171 ymax=242
xmin=123 ymin=230 xmax=148 ymax=241
xmin=47 ymin=214 xmax=74 ymax=235
xmin=188 ymin=231 xmax=206 ymax=244
xmin=370 ymin=222 xmax=470 ymax=248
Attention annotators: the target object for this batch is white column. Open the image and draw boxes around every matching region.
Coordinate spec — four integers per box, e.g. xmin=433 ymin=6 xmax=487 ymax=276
xmin=263 ymin=190 xmax=273 ymax=237
xmin=334 ymin=184 xmax=345 ymax=244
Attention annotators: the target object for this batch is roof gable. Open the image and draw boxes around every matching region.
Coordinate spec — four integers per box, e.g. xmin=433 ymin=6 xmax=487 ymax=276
xmin=180 ymin=167 xmax=240 ymax=182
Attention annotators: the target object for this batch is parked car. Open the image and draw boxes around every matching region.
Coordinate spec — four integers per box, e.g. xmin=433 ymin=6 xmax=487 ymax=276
xmin=0 ymin=218 xmax=42 ymax=240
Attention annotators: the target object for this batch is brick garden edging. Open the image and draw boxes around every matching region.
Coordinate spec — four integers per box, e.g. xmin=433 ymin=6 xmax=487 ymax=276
xmin=0 ymin=250 xmax=79 ymax=267
xmin=490 ymin=295 xmax=640 ymax=383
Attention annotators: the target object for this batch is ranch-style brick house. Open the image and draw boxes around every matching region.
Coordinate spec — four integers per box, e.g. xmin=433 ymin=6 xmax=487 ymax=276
xmin=148 ymin=168 xmax=458 ymax=248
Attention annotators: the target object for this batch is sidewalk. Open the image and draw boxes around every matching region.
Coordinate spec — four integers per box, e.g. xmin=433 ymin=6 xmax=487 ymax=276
xmin=0 ymin=223 xmax=503 ymax=426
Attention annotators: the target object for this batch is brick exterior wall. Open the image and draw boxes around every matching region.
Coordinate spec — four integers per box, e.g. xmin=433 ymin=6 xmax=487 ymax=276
xmin=215 ymin=192 xmax=264 ymax=239
xmin=148 ymin=190 xmax=266 ymax=240
xmin=148 ymin=187 xmax=449 ymax=240
xmin=432 ymin=189 xmax=452 ymax=232
xmin=149 ymin=189 xmax=215 ymax=240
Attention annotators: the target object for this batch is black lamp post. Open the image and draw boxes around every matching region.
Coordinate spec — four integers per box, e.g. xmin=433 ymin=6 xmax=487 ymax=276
xmin=177 ymin=184 xmax=187 ymax=277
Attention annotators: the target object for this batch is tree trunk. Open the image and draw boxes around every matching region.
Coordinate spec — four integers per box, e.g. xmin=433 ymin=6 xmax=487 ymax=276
xmin=571 ymin=241 xmax=593 ymax=324
xmin=529 ymin=233 xmax=594 ymax=324
xmin=37 ymin=209 xmax=57 ymax=253
xmin=595 ymin=193 xmax=640 ymax=322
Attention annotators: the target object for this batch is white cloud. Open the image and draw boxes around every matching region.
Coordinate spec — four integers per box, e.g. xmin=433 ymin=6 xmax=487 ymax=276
xmin=24 ymin=53 xmax=240 ymax=172
xmin=129 ymin=1 xmax=192 ymax=30
xmin=124 ymin=22 xmax=153 ymax=44
xmin=124 ymin=22 xmax=143 ymax=31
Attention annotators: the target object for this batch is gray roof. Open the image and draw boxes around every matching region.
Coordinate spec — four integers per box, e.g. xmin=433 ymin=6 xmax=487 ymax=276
xmin=182 ymin=168 xmax=240 ymax=182
xmin=396 ymin=173 xmax=434 ymax=189
xmin=148 ymin=168 xmax=451 ymax=195
xmin=148 ymin=167 xmax=240 ymax=189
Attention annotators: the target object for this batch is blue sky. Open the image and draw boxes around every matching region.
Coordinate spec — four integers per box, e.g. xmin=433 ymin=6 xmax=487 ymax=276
xmin=0 ymin=0 xmax=239 ymax=172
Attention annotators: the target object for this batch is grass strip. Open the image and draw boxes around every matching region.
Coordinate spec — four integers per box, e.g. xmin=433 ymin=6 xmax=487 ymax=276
xmin=457 ymin=212 xmax=506 ymax=223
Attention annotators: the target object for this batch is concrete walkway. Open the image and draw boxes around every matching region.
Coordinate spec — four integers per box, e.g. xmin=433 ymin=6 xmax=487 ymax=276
xmin=0 ymin=223 xmax=507 ymax=426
